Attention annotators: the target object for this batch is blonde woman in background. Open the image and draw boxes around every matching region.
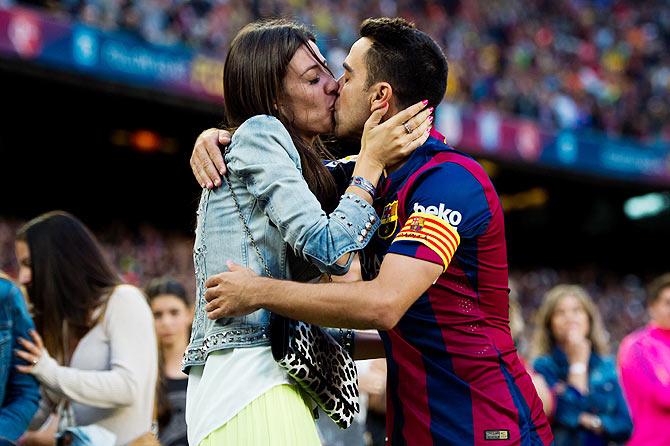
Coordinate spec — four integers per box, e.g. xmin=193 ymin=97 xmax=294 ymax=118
xmin=530 ymin=285 xmax=631 ymax=446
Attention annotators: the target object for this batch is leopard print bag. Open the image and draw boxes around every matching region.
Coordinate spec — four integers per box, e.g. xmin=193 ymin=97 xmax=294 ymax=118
xmin=270 ymin=314 xmax=360 ymax=429
xmin=224 ymin=172 xmax=360 ymax=429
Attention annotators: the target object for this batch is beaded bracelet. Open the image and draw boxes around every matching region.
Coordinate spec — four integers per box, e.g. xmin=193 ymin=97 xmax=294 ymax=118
xmin=349 ymin=176 xmax=376 ymax=200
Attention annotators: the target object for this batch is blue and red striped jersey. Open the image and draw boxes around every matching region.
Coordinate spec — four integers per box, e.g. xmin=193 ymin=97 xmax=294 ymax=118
xmin=358 ymin=131 xmax=553 ymax=446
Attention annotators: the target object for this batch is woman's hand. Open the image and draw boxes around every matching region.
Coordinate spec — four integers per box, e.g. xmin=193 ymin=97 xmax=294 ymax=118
xmin=190 ymin=128 xmax=232 ymax=189
xmin=14 ymin=330 xmax=47 ymax=374
xmin=564 ymin=330 xmax=591 ymax=366
xmin=359 ymin=99 xmax=434 ymax=172
xmin=19 ymin=421 xmax=58 ymax=446
xmin=347 ymin=100 xmax=434 ymax=204
xmin=17 ymin=412 xmax=59 ymax=446
xmin=578 ymin=412 xmax=603 ymax=434
xmin=565 ymin=331 xmax=591 ymax=394
xmin=19 ymin=431 xmax=56 ymax=446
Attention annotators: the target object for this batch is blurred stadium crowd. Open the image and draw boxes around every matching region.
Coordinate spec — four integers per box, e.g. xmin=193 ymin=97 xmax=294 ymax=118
xmin=6 ymin=0 xmax=670 ymax=142
xmin=0 ymin=218 xmax=196 ymax=298
xmin=0 ymin=217 xmax=648 ymax=352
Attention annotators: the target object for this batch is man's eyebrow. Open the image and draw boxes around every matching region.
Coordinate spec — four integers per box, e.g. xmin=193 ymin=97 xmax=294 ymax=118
xmin=343 ymin=62 xmax=353 ymax=73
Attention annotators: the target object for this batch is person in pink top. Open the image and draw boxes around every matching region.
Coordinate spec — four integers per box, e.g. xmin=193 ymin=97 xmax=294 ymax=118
xmin=618 ymin=273 xmax=670 ymax=446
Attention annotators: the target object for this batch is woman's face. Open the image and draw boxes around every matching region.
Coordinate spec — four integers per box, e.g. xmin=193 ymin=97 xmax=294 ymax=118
xmin=150 ymin=294 xmax=192 ymax=348
xmin=650 ymin=287 xmax=670 ymax=329
xmin=14 ymin=241 xmax=32 ymax=288
xmin=550 ymin=294 xmax=590 ymax=343
xmin=279 ymin=41 xmax=339 ymax=140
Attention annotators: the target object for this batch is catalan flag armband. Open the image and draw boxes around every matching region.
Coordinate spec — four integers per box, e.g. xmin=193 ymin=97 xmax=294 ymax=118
xmin=392 ymin=211 xmax=460 ymax=271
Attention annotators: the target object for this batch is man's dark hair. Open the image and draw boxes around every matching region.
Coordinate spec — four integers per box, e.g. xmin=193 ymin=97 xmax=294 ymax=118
xmin=647 ymin=273 xmax=670 ymax=305
xmin=360 ymin=17 xmax=448 ymax=109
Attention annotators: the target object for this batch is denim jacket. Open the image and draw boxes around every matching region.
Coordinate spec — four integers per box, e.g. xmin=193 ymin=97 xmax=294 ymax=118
xmin=183 ymin=115 xmax=380 ymax=370
xmin=533 ymin=347 xmax=632 ymax=446
xmin=0 ymin=277 xmax=40 ymax=442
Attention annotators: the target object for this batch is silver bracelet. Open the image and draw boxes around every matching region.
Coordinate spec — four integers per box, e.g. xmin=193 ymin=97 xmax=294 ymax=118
xmin=349 ymin=176 xmax=376 ymax=199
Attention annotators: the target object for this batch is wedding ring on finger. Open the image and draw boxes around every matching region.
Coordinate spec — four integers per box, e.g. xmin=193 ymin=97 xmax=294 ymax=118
xmin=403 ymin=122 xmax=413 ymax=134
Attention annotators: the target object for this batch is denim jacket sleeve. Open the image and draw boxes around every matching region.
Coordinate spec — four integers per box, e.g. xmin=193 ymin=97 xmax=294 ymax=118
xmin=0 ymin=281 xmax=40 ymax=442
xmin=598 ymin=359 xmax=633 ymax=441
xmin=534 ymin=354 xmax=633 ymax=440
xmin=226 ymin=115 xmax=380 ymax=275
xmin=533 ymin=355 xmax=582 ymax=428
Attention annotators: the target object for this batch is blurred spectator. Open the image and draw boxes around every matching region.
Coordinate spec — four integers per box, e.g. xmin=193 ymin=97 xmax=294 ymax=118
xmin=11 ymin=0 xmax=670 ymax=142
xmin=512 ymin=268 xmax=647 ymax=353
xmin=509 ymin=286 xmax=553 ymax=416
xmin=358 ymin=358 xmax=386 ymax=446
xmin=315 ymin=357 xmax=386 ymax=446
xmin=13 ymin=211 xmax=157 ymax=445
xmin=145 ymin=276 xmax=192 ymax=446
xmin=531 ymin=285 xmax=632 ymax=446
xmin=99 ymin=222 xmax=195 ymax=299
xmin=0 ymin=218 xmax=652 ymax=350
xmin=315 ymin=390 xmax=366 ymax=446
xmin=618 ymin=273 xmax=670 ymax=446
xmin=0 ymin=272 xmax=39 ymax=443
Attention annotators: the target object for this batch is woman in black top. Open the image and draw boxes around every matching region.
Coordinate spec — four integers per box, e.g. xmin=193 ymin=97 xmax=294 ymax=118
xmin=145 ymin=277 xmax=192 ymax=446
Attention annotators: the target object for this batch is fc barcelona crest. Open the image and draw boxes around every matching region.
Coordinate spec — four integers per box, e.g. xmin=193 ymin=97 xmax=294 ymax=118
xmin=378 ymin=200 xmax=398 ymax=239
xmin=409 ymin=216 xmax=425 ymax=232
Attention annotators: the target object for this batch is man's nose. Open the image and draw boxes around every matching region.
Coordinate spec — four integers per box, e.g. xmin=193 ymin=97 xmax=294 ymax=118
xmin=326 ymin=76 xmax=340 ymax=95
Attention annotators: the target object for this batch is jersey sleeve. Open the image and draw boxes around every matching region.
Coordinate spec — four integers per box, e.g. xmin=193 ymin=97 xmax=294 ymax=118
xmin=388 ymin=162 xmax=492 ymax=271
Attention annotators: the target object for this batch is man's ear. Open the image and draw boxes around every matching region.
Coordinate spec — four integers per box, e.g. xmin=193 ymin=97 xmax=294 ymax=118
xmin=369 ymin=82 xmax=393 ymax=112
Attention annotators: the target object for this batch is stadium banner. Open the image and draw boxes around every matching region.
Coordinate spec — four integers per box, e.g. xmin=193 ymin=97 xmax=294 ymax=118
xmin=0 ymin=6 xmax=223 ymax=102
xmin=438 ymin=103 xmax=670 ymax=187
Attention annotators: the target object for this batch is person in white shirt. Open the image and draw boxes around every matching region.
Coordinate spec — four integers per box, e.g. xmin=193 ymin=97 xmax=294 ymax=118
xmin=14 ymin=211 xmax=157 ymax=446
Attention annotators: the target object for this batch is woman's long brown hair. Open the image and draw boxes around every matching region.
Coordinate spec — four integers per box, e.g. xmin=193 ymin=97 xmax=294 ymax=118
xmin=16 ymin=211 xmax=120 ymax=362
xmin=222 ymin=19 xmax=338 ymax=211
